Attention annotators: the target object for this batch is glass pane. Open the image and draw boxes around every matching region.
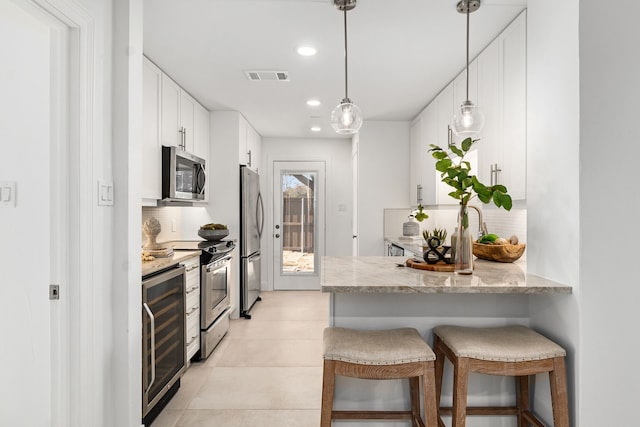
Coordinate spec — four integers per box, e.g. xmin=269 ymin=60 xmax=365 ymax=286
xmin=281 ymin=171 xmax=316 ymax=274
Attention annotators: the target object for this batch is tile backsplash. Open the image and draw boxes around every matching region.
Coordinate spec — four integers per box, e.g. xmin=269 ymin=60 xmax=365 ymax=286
xmin=384 ymin=206 xmax=527 ymax=258
xmin=141 ymin=206 xmax=184 ymax=245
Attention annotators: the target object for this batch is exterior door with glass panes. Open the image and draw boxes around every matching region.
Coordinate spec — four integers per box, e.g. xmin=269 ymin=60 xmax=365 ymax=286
xmin=272 ymin=161 xmax=325 ymax=290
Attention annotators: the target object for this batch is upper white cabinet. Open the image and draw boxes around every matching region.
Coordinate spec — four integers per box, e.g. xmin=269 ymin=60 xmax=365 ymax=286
xmin=409 ymin=103 xmax=438 ymax=206
xmin=477 ymin=10 xmax=526 ymax=200
xmin=160 ymin=74 xmax=208 ymax=161
xmin=143 ymin=56 xmax=210 ymax=203
xmin=238 ymin=117 xmax=262 ymax=173
xmin=142 ymin=58 xmax=163 ymax=202
xmin=409 ymin=10 xmax=527 ymax=205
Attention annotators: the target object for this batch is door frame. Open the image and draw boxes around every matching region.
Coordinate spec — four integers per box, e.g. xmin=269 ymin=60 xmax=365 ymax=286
xmin=269 ymin=160 xmax=326 ymax=291
xmin=24 ymin=0 xmax=96 ymax=425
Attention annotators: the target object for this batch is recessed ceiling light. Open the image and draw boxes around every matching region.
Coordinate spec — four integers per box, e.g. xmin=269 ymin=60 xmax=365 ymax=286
xmin=310 ymin=126 xmax=322 ymax=132
xmin=297 ymin=46 xmax=317 ymax=56
xmin=306 ymin=99 xmax=321 ymax=107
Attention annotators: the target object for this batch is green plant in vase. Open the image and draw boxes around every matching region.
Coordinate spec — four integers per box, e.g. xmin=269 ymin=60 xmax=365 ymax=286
xmin=429 ymin=138 xmax=512 ymax=273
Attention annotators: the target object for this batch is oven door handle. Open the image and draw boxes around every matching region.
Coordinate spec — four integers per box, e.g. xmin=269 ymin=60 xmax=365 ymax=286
xmin=143 ymin=302 xmax=156 ymax=394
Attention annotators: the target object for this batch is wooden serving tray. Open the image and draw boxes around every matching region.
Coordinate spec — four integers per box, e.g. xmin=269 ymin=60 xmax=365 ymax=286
xmin=406 ymin=258 xmax=455 ymax=272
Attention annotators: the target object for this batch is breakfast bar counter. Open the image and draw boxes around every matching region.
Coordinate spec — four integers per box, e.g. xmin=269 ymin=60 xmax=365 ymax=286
xmin=320 ymin=256 xmax=572 ymax=427
xmin=321 ymin=256 xmax=571 ymax=295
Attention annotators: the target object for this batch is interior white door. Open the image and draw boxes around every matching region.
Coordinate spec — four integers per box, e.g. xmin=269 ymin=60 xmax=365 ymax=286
xmin=272 ymin=161 xmax=325 ymax=290
xmin=0 ymin=2 xmax=67 ymax=425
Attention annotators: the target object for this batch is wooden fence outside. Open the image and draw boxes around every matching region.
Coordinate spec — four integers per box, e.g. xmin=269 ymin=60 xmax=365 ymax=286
xmin=282 ymin=196 xmax=315 ymax=252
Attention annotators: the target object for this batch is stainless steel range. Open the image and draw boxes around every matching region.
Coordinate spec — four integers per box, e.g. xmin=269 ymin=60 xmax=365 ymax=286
xmin=171 ymin=239 xmax=235 ymax=359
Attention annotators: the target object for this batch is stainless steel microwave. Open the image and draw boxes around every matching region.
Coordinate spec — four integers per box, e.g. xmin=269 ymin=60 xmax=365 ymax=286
xmin=161 ymin=146 xmax=206 ymax=202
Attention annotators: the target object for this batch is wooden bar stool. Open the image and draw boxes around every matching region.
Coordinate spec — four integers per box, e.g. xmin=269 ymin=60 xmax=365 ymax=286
xmin=433 ymin=325 xmax=569 ymax=427
xmin=321 ymin=327 xmax=438 ymax=427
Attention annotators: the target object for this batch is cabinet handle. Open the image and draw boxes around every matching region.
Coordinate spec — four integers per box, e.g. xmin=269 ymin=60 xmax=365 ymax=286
xmin=448 ymin=125 xmax=453 ymax=147
xmin=186 ymin=264 xmax=199 ymax=272
xmin=491 ymin=163 xmax=502 ymax=186
xmin=178 ymin=126 xmax=186 ymax=150
xmin=417 ymin=184 xmax=423 ymax=204
xmin=247 ymin=149 xmax=252 ymax=167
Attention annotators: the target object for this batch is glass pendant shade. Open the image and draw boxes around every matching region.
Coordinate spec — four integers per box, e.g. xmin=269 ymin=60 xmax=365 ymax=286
xmin=452 ymin=100 xmax=484 ymax=137
xmin=330 ymin=98 xmax=362 ymax=134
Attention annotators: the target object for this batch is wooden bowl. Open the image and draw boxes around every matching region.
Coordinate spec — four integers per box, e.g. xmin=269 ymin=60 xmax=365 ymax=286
xmin=472 ymin=242 xmax=526 ymax=263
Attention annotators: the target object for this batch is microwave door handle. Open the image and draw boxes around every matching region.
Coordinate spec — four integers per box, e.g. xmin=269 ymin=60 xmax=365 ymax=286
xmin=197 ymin=165 xmax=206 ymax=195
xmin=143 ymin=303 xmax=156 ymax=394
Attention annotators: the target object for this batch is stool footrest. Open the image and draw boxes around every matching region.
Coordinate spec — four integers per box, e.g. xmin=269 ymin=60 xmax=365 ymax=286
xmin=332 ymin=410 xmax=414 ymax=420
xmin=438 ymin=406 xmax=545 ymax=426
xmin=439 ymin=406 xmax=519 ymax=416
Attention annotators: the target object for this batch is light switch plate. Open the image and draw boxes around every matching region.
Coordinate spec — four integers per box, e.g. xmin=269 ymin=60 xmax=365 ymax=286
xmin=97 ymin=180 xmax=114 ymax=206
xmin=0 ymin=181 xmax=16 ymax=207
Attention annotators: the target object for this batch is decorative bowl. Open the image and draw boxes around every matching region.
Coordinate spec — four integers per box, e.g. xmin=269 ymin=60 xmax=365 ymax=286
xmin=197 ymin=228 xmax=229 ymax=241
xmin=472 ymin=242 xmax=526 ymax=263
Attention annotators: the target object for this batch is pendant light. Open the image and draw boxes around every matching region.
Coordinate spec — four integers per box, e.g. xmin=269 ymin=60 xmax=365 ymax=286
xmin=330 ymin=0 xmax=363 ymax=135
xmin=452 ymin=0 xmax=484 ymax=137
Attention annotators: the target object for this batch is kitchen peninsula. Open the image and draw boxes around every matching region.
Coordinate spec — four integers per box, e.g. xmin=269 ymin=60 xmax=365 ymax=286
xmin=321 ymin=256 xmax=572 ymax=427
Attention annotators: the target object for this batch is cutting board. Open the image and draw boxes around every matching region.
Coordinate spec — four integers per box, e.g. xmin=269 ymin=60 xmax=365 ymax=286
xmin=406 ymin=258 xmax=455 ymax=272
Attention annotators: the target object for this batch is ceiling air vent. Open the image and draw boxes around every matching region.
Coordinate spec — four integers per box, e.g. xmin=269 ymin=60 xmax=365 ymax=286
xmin=244 ymin=70 xmax=290 ymax=81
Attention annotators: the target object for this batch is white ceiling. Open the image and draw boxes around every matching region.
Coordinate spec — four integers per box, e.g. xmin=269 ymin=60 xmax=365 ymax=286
xmin=143 ymin=0 xmax=526 ymax=140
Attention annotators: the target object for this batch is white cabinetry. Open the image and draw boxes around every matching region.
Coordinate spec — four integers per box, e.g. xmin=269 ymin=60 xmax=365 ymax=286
xmin=409 ymin=103 xmax=438 ymax=206
xmin=408 ymin=11 xmax=526 ymax=205
xmin=183 ymin=255 xmax=201 ymax=363
xmin=160 ymin=74 xmax=208 ymax=161
xmin=142 ymin=58 xmax=162 ymax=202
xmin=142 ymin=56 xmax=210 ymax=203
xmin=238 ymin=116 xmax=262 ymax=173
xmin=477 ymin=11 xmax=527 ymax=200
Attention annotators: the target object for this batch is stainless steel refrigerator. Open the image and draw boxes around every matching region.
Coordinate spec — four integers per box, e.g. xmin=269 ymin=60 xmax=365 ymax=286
xmin=240 ymin=166 xmax=264 ymax=318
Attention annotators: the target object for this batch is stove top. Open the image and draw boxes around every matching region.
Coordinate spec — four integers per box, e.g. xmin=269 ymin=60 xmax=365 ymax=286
xmin=167 ymin=239 xmax=236 ymax=264
xmin=169 ymin=240 xmax=234 ymax=251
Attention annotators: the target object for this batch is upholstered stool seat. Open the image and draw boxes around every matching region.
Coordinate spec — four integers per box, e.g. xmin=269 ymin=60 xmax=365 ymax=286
xmin=321 ymin=327 xmax=438 ymax=427
xmin=434 ymin=325 xmax=570 ymax=427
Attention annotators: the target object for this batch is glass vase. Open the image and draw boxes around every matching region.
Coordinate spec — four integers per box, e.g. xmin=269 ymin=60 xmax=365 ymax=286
xmin=454 ymin=204 xmax=474 ymax=275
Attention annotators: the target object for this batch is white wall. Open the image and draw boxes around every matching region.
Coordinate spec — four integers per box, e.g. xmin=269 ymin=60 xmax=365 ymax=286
xmin=0 ymin=4 xmax=54 ymax=424
xmin=527 ymin=0 xmax=581 ymax=423
xmin=261 ymin=137 xmax=353 ymax=289
xmin=579 ymin=0 xmax=640 ymax=424
xmin=357 ymin=121 xmax=411 ymax=255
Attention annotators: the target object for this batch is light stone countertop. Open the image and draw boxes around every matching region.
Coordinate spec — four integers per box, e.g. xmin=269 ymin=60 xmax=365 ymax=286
xmin=141 ymin=250 xmax=200 ymax=278
xmin=321 ymin=256 xmax=572 ymax=294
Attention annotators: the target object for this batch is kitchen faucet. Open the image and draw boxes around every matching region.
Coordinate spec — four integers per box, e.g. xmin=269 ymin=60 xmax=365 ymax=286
xmin=467 ymin=205 xmax=488 ymax=239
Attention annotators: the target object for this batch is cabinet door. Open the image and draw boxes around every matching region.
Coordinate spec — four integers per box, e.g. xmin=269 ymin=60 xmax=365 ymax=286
xmin=246 ymin=124 xmax=261 ymax=172
xmin=142 ymin=58 xmax=162 ymax=201
xmin=476 ymin=38 xmax=502 ymax=188
xmin=436 ymin=84 xmax=458 ymax=205
xmin=161 ymin=74 xmax=181 ymax=148
xmin=437 ymin=84 xmax=454 ymax=149
xmin=452 ymin=60 xmax=478 ymax=147
xmin=193 ymin=102 xmax=209 ymax=162
xmin=180 ymin=91 xmax=195 ymax=153
xmin=238 ymin=115 xmax=249 ymax=166
xmin=421 ymin=103 xmax=438 ymax=205
xmin=409 ymin=115 xmax=424 ymax=206
xmin=501 ymin=11 xmax=526 ymax=200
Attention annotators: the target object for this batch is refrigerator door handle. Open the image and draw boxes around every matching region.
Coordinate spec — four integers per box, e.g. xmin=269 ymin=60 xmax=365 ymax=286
xmin=256 ymin=192 xmax=264 ymax=238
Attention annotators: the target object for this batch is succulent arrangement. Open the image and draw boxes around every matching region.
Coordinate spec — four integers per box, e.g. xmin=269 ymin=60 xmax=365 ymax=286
xmin=423 ymin=228 xmax=448 ymax=247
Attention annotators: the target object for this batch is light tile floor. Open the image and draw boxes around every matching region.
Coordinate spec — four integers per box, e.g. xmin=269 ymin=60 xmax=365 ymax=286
xmin=151 ymin=290 xmax=329 ymax=427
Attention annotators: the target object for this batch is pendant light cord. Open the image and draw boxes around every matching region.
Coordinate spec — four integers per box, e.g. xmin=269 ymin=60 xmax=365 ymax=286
xmin=343 ymin=7 xmax=349 ymax=100
xmin=465 ymin=2 xmax=470 ymax=102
